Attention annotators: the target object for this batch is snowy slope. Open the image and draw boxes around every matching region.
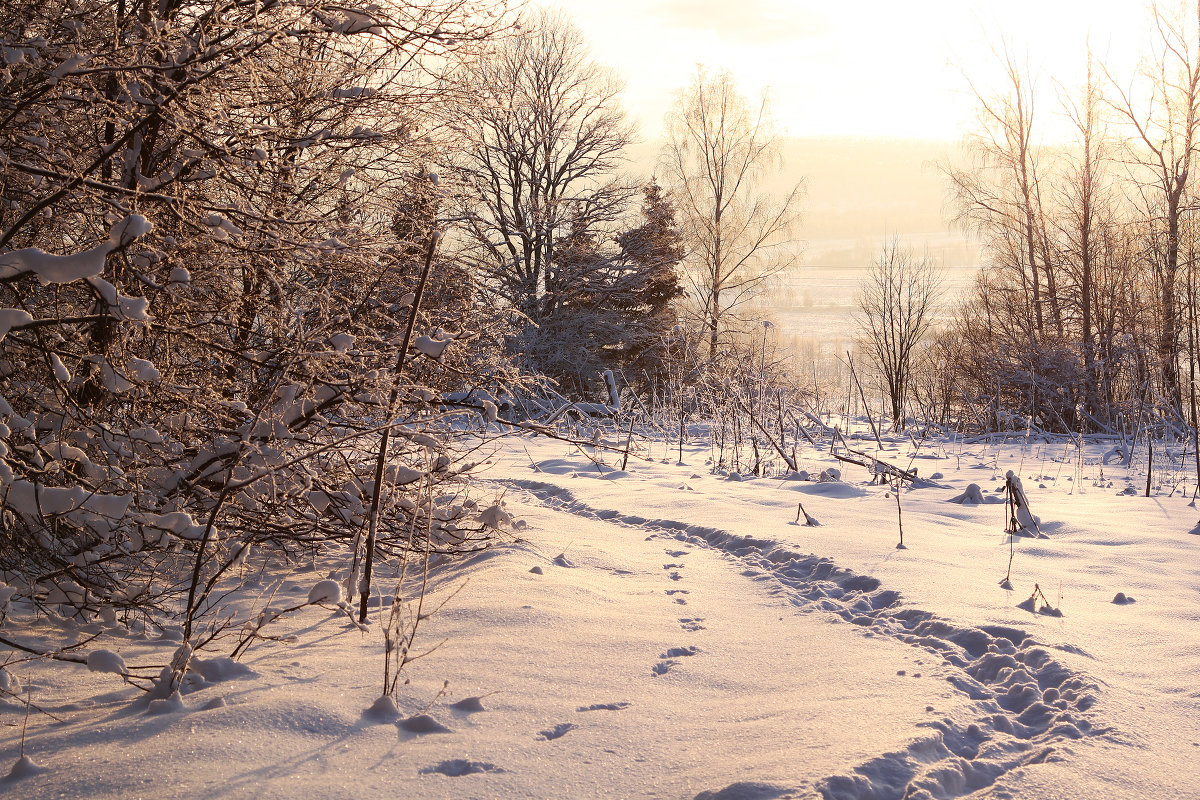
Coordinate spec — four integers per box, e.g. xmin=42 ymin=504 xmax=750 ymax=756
xmin=2 ymin=430 xmax=1198 ymax=799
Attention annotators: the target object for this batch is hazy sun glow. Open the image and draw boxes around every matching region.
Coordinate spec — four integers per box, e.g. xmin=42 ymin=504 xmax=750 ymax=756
xmin=551 ymin=0 xmax=1153 ymax=143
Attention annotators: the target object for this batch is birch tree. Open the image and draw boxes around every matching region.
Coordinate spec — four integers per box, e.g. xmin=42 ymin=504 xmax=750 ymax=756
xmin=661 ymin=68 xmax=802 ymax=362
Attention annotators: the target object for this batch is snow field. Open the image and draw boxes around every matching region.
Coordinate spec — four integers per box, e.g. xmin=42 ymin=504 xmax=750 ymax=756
xmin=484 ymin=433 xmax=1200 ymax=799
xmin=2 ymin=429 xmax=1198 ymax=799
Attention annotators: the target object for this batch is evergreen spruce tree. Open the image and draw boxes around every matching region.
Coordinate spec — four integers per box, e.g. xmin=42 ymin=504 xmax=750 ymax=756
xmin=615 ymin=180 xmax=685 ymax=389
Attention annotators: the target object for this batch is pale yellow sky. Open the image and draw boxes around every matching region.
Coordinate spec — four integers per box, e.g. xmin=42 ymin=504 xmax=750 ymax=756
xmin=549 ymin=0 xmax=1153 ymax=142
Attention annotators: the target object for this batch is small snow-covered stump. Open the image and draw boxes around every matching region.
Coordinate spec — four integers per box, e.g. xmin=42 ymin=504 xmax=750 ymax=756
xmin=1001 ymin=471 xmax=1044 ymax=587
xmin=793 ymin=502 xmax=819 ymax=527
xmin=1004 ymin=471 xmax=1043 ymax=537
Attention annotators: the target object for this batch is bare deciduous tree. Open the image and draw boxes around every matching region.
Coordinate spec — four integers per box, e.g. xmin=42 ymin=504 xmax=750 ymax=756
xmin=1056 ymin=50 xmax=1117 ymax=427
xmin=1105 ymin=0 xmax=1200 ymax=417
xmin=945 ymin=46 xmax=1056 ymax=343
xmin=660 ymin=68 xmax=802 ymax=362
xmin=455 ymin=9 xmax=635 ymax=330
xmin=855 ymin=240 xmax=943 ymax=430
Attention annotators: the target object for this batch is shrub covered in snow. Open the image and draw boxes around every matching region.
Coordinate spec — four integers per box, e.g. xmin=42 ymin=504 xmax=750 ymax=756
xmin=0 ymin=0 xmax=516 ymax=687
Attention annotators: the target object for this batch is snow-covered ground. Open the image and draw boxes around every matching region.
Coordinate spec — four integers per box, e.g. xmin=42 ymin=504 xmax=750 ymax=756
xmin=2 ymin=427 xmax=1198 ymax=799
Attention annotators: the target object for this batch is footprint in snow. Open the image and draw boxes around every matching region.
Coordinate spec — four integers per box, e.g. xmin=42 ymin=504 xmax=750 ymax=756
xmin=668 ymin=571 xmax=683 ymax=581
xmin=665 ymin=589 xmax=689 ymax=595
xmin=653 ymin=645 xmax=701 ymax=674
xmin=537 ymin=722 xmax=574 ymax=740
xmin=666 ymin=550 xmax=690 ymax=557
xmin=419 ymin=759 xmax=505 ymax=776
xmin=693 ymin=780 xmax=796 ymax=800
xmin=661 ymin=646 xmax=700 ymax=658
xmin=576 ymin=701 xmax=631 ymax=712
xmin=679 ymin=618 xmax=706 ymax=632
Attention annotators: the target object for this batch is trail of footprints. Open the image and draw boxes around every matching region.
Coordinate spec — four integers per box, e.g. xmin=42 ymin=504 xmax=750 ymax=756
xmin=655 ymin=546 xmax=705 ymax=676
xmin=504 ymin=477 xmax=1109 ymax=800
xmin=422 ymin=518 xmax=706 ymax=776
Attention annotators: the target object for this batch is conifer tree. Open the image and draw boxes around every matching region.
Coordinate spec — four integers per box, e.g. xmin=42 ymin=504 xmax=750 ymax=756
xmin=615 ymin=180 xmax=686 ymax=387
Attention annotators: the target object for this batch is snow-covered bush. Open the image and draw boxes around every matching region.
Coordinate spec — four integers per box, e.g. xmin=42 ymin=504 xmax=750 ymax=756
xmin=0 ymin=0 xmax=514 ymax=669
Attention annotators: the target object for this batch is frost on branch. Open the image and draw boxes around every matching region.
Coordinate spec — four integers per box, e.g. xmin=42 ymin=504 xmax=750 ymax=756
xmin=0 ymin=215 xmax=151 ymax=284
xmin=414 ymin=329 xmax=455 ymax=359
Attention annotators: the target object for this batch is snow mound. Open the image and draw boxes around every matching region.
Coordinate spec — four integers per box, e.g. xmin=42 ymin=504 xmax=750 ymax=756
xmin=307 ymin=579 xmax=342 ymax=605
xmin=400 ymin=714 xmax=452 ymax=733
xmin=192 ymin=657 xmax=255 ymax=684
xmin=948 ymin=483 xmax=985 ymax=504
xmin=362 ymin=695 xmax=401 ymax=723
xmin=478 ymin=503 xmax=513 ymax=529
xmin=146 ymin=690 xmax=187 ymax=715
xmin=794 ymin=481 xmax=867 ymax=499
xmin=450 ymin=696 xmax=487 ymax=713
xmin=86 ymin=649 xmax=127 ymax=675
xmin=531 ymin=458 xmax=580 ymax=475
xmin=5 ymin=755 xmax=46 ymax=780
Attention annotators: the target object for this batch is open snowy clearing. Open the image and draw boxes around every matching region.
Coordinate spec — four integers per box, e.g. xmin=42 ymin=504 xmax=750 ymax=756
xmin=2 ymin=429 xmax=1198 ymax=799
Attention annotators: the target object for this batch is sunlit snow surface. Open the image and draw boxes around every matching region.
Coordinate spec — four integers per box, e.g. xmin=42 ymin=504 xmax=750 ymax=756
xmin=2 ymin=429 xmax=1198 ymax=799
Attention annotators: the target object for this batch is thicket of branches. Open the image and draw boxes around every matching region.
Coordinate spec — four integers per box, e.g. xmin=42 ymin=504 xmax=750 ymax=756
xmin=0 ymin=0 xmax=526 ymax=685
xmin=941 ymin=2 xmax=1200 ymax=441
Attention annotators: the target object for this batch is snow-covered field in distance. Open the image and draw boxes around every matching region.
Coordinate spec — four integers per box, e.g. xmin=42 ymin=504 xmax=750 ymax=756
xmin=767 ymin=233 xmax=980 ymax=363
xmin=3 ymin=426 xmax=1197 ymax=799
